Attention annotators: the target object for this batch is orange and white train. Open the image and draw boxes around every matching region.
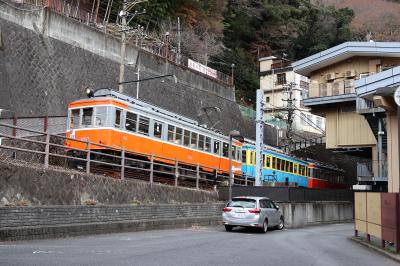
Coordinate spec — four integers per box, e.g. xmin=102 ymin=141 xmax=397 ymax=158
xmin=65 ymin=88 xmax=243 ymax=175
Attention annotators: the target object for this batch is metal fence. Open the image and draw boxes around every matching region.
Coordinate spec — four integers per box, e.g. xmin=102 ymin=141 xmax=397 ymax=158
xmin=0 ymin=122 xmax=254 ymax=191
xmin=0 ymin=116 xmax=66 ymax=137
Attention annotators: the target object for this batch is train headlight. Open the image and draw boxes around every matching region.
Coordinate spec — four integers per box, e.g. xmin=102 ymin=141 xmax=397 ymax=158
xmin=86 ymin=88 xmax=94 ymax=98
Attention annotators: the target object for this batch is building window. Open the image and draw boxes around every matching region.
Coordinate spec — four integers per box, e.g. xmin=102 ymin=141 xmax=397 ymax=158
xmin=300 ymin=80 xmax=309 ymax=89
xmin=277 ymin=73 xmax=286 ymax=85
xmin=266 ymin=96 xmax=270 ymax=103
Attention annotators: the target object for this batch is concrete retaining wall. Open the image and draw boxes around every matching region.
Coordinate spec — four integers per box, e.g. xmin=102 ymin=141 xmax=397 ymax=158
xmin=0 ymin=203 xmax=225 ymax=241
xmin=279 ymin=201 xmax=354 ymax=228
xmin=0 ymin=160 xmax=218 ymax=206
xmin=0 ymin=201 xmax=353 ymax=241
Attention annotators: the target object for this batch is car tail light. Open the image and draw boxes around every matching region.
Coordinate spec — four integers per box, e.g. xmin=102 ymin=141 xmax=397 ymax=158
xmin=223 ymin=207 xmax=232 ymax=212
xmin=248 ymin=209 xmax=261 ymax=214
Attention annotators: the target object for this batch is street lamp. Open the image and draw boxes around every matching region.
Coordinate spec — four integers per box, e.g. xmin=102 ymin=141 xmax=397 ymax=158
xmin=228 ymin=130 xmax=244 ymax=200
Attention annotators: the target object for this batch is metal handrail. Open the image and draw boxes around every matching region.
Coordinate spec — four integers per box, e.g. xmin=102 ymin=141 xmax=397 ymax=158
xmin=0 ymin=122 xmax=254 ymax=190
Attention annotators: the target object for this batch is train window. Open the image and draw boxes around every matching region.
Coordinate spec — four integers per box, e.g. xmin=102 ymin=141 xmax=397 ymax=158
xmin=125 ymin=112 xmax=137 ymax=132
xmin=198 ymin=135 xmax=205 ymax=151
xmin=251 ymin=151 xmax=256 ymax=165
xmin=236 ymin=147 xmax=241 ymax=161
xmin=95 ymin=107 xmax=108 ymax=127
xmin=70 ymin=109 xmax=80 ymax=129
xmin=277 ymin=159 xmax=281 ymax=171
xmin=183 ymin=130 xmax=190 ymax=146
xmin=262 ymin=154 xmax=266 ymax=167
xmin=294 ymin=164 xmax=298 ymax=174
xmin=153 ymin=121 xmax=163 ymax=138
xmin=191 ymin=133 xmax=198 ymax=149
xmin=138 ymin=116 xmax=149 ymax=135
xmin=222 ymin=142 xmax=229 ymax=157
xmin=82 ymin=108 xmax=93 ymax=127
xmin=115 ymin=109 xmax=122 ymax=128
xmin=307 ymin=167 xmax=310 ymax=177
xmin=272 ymin=157 xmax=276 ymax=169
xmin=214 ymin=140 xmax=220 ymax=155
xmin=205 ymin=137 xmax=211 ymax=152
xmin=231 ymin=146 xmax=236 ymax=159
xmin=289 ymin=162 xmax=293 ymax=173
xmin=175 ymin=127 xmax=183 ymax=145
xmin=266 ymin=157 xmax=271 ymax=168
xmin=168 ymin=125 xmax=175 ymax=142
xmin=242 ymin=150 xmax=246 ymax=163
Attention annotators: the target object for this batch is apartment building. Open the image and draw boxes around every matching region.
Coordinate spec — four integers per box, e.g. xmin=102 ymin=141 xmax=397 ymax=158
xmin=293 ymin=42 xmax=400 ymax=190
xmin=259 ymin=56 xmax=325 ymax=135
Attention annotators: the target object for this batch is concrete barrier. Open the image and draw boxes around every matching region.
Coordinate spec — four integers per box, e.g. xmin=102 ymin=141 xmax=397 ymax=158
xmin=0 ymin=201 xmax=353 ymax=241
xmin=279 ymin=201 xmax=354 ymax=228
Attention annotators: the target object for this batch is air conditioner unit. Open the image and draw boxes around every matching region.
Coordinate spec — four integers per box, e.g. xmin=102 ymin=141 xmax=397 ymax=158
xmin=359 ymin=73 xmax=369 ymax=79
xmin=335 ymin=72 xmax=344 ymax=78
xmin=326 ymin=72 xmax=335 ymax=81
xmin=345 ymin=70 xmax=356 ymax=78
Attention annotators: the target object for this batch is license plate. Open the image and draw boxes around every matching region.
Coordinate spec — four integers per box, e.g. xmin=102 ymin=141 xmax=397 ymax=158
xmin=234 ymin=212 xmax=246 ymax=218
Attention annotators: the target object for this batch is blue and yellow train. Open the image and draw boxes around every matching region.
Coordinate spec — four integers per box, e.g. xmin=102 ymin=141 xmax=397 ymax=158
xmin=241 ymin=143 xmax=346 ymax=189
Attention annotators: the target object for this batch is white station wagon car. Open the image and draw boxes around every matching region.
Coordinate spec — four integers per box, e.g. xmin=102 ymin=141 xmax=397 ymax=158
xmin=222 ymin=196 xmax=284 ymax=233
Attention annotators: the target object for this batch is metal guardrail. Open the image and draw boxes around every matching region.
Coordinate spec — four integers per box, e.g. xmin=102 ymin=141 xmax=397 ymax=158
xmin=357 ymin=161 xmax=388 ymax=182
xmin=280 ymin=136 xmax=326 ymax=153
xmin=356 ymin=98 xmax=386 ymax=114
xmin=0 ymin=122 xmax=254 ymax=190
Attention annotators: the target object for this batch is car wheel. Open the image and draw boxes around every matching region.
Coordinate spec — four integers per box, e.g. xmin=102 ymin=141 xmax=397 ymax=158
xmin=225 ymin=225 xmax=233 ymax=232
xmin=276 ymin=217 xmax=284 ymax=230
xmin=261 ymin=219 xmax=268 ymax=233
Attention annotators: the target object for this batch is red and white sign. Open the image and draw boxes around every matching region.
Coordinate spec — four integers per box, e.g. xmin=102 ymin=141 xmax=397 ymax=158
xmin=188 ymin=59 xmax=217 ymax=79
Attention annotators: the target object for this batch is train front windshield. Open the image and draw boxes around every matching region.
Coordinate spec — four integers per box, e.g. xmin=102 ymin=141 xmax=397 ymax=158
xmin=68 ymin=106 xmax=110 ymax=130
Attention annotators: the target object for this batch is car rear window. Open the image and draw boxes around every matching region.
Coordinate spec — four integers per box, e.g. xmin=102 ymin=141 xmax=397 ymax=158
xmin=227 ymin=199 xmax=256 ymax=208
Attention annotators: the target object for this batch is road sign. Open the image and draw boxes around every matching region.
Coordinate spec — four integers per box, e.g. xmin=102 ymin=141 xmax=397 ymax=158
xmin=394 ymin=86 xmax=400 ymax=106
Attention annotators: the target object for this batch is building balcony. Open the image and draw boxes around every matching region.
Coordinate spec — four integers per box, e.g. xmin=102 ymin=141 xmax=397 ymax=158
xmin=303 ymin=80 xmax=357 ymax=106
xmin=356 ymin=98 xmax=386 ymax=114
xmin=357 ymin=161 xmax=388 ymax=183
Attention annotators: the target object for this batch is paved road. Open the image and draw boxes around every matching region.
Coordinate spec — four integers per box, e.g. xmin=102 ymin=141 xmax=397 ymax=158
xmin=0 ymin=223 xmax=397 ymax=266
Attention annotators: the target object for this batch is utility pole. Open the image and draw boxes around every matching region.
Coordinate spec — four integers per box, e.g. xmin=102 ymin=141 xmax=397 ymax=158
xmin=255 ymin=89 xmax=264 ymax=186
xmin=282 ymin=82 xmax=296 ymax=146
xmin=118 ymin=0 xmax=147 ymax=93
xmin=118 ymin=1 xmax=128 ymax=93
xmin=177 ymin=17 xmax=181 ymax=64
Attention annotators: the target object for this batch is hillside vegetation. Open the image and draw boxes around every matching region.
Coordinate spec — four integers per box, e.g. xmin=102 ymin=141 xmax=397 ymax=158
xmin=105 ymin=0 xmax=398 ymax=105
xmin=316 ymin=0 xmax=400 ymax=41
